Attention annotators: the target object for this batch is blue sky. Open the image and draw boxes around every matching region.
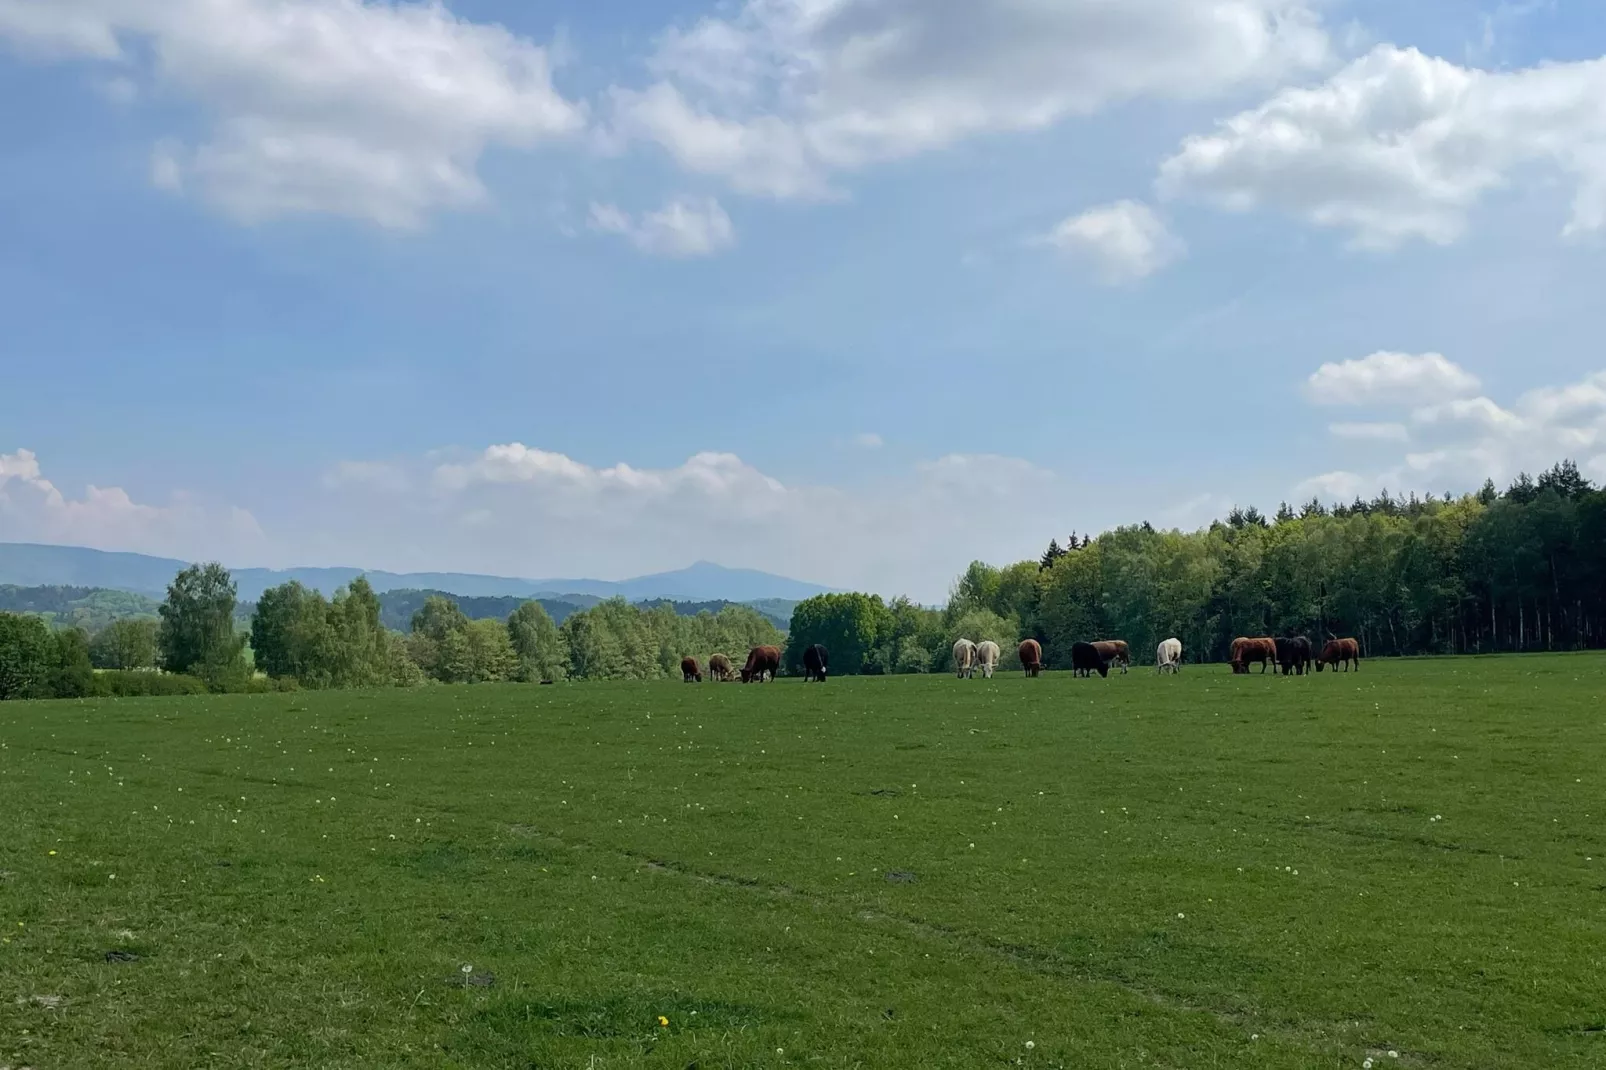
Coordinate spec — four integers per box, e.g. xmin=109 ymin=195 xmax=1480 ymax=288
xmin=4 ymin=0 xmax=1606 ymax=600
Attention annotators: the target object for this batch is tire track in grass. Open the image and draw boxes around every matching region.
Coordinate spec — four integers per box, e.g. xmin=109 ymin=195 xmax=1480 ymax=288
xmin=504 ymin=823 xmax=1381 ymax=1064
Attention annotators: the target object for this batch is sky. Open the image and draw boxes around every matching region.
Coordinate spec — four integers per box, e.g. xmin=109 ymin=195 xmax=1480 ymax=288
xmin=5 ymin=0 xmax=1606 ymax=601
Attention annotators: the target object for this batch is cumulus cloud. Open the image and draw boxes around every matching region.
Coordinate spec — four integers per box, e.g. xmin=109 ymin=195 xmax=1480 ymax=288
xmin=0 ymin=0 xmax=584 ymax=227
xmin=313 ymin=443 xmax=1081 ymax=600
xmin=1044 ymin=200 xmax=1183 ymax=283
xmin=1305 ymin=351 xmax=1480 ymax=407
xmin=611 ymin=0 xmax=1329 ymax=198
xmin=0 ymin=448 xmax=265 ymax=561
xmin=1159 ymin=44 xmax=1606 ymax=247
xmin=588 ymin=196 xmax=737 ymax=258
xmin=1295 ymin=366 xmax=1606 ymax=502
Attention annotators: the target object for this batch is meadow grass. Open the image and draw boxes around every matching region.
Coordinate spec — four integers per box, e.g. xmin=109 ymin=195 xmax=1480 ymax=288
xmin=1 ymin=655 xmax=1603 ymax=1069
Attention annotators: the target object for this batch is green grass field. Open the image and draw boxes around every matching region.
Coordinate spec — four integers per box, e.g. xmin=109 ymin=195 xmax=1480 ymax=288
xmin=2 ymin=656 xmax=1603 ymax=1069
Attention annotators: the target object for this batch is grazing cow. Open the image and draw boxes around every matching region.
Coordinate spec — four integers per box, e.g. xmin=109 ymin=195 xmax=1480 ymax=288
xmin=1092 ymin=640 xmax=1131 ymax=674
xmin=680 ymin=656 xmax=702 ymax=683
xmin=803 ymin=644 xmax=829 ymax=682
xmin=1316 ymin=637 xmax=1361 ymax=672
xmin=1071 ymin=642 xmax=1110 ymax=678
xmin=1276 ymin=636 xmax=1313 ymax=676
xmin=1229 ymin=637 xmax=1278 ymax=674
xmin=952 ymin=638 xmax=978 ymax=679
xmin=741 ymin=645 xmax=782 ymax=683
xmin=1018 ymin=639 xmax=1044 ymax=678
xmin=1156 ymin=637 xmax=1183 ymax=674
xmin=708 ymin=654 xmax=734 ymax=682
xmin=976 ymin=641 xmax=1001 ymax=679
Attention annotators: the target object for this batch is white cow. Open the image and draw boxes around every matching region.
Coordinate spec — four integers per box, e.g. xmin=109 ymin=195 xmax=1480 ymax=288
xmin=1156 ymin=637 xmax=1183 ymax=674
xmin=953 ymin=638 xmax=978 ymax=679
xmin=976 ymin=640 xmax=1000 ymax=679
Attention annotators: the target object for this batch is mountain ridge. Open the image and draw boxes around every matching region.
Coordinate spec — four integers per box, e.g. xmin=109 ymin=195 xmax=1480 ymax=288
xmin=0 ymin=542 xmax=836 ymax=604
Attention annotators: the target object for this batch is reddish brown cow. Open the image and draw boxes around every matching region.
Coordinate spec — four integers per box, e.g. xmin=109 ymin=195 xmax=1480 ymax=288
xmin=741 ymin=645 xmax=782 ymax=683
xmin=708 ymin=654 xmax=734 ymax=682
xmin=1230 ymin=637 xmax=1277 ymax=674
xmin=1316 ymin=637 xmax=1361 ymax=672
xmin=1092 ymin=640 xmax=1131 ymax=674
xmin=1018 ymin=638 xmax=1044 ymax=678
xmin=681 ymin=656 xmax=702 ymax=683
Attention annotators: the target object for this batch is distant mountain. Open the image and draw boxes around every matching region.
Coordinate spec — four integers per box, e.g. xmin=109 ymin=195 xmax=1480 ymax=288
xmin=0 ymin=543 xmax=833 ymax=606
xmin=0 ymin=543 xmax=192 ymax=595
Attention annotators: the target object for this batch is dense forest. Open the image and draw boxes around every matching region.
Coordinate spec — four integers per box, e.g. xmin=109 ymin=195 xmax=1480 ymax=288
xmin=783 ymin=461 xmax=1606 ymax=674
xmin=0 ymin=585 xmax=161 ymax=632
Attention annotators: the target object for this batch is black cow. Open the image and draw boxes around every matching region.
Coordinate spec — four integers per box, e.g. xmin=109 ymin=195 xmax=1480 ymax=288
xmin=1275 ymin=636 xmax=1313 ymax=676
xmin=1071 ymin=641 xmax=1110 ymax=678
xmin=802 ymin=644 xmax=829 ymax=682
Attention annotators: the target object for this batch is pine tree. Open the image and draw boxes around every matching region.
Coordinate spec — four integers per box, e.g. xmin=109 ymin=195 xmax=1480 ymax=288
xmin=1039 ymin=539 xmax=1065 ymax=571
xmin=1537 ymin=459 xmax=1592 ymax=500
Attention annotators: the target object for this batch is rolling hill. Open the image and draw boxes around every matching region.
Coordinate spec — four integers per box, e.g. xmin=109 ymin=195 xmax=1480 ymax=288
xmin=0 ymin=543 xmax=834 ymax=605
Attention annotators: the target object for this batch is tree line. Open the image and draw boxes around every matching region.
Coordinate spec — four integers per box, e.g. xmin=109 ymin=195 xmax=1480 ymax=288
xmin=782 ymin=461 xmax=1606 ymax=673
xmin=0 ymin=562 xmax=785 ymax=698
xmin=5 ymin=459 xmax=1605 ymax=697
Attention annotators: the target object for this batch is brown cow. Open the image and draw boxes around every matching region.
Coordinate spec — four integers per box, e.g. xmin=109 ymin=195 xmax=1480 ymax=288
xmin=708 ymin=653 xmax=734 ymax=682
xmin=681 ymin=656 xmax=702 ymax=683
xmin=1092 ymin=640 xmax=1131 ymax=674
xmin=1229 ymin=637 xmax=1277 ymax=674
xmin=1316 ymin=637 xmax=1361 ymax=672
xmin=1018 ymin=638 xmax=1044 ymax=678
xmin=741 ymin=645 xmax=782 ymax=683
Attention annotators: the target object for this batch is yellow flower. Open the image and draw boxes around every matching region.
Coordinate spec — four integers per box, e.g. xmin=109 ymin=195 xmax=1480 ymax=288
xmin=48 ymin=850 xmax=57 ymax=856
xmin=657 ymin=1016 xmax=669 ymax=1028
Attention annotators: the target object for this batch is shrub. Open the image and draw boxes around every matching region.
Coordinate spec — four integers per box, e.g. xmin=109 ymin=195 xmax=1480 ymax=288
xmin=92 ymin=671 xmax=210 ymax=698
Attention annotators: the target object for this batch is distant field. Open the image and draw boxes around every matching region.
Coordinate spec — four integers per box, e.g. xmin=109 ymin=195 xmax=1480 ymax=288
xmin=2 ymin=657 xmax=1603 ymax=1069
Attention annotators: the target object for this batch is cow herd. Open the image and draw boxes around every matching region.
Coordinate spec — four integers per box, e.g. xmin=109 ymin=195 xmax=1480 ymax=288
xmin=1227 ymin=635 xmax=1361 ymax=675
xmin=680 ymin=643 xmax=825 ymax=685
xmin=677 ymin=634 xmax=1362 ymax=684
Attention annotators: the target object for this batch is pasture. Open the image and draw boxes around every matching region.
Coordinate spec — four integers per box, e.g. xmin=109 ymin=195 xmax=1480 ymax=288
xmin=2 ymin=656 xmax=1603 ymax=1069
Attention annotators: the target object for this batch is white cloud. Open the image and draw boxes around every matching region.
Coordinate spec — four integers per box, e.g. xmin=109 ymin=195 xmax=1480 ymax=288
xmin=1305 ymin=351 xmax=1480 ymax=407
xmin=0 ymin=448 xmax=265 ymax=561
xmin=611 ymin=0 xmax=1330 ymax=198
xmin=0 ymin=2 xmax=120 ymax=58
xmin=1329 ymin=422 xmax=1409 ymax=443
xmin=308 ymin=443 xmax=1084 ymax=601
xmin=0 ymin=0 xmax=584 ymax=227
xmin=588 ymin=196 xmax=737 ymax=258
xmin=1295 ymin=366 xmax=1606 ymax=501
xmin=852 ymin=432 xmax=884 ymax=449
xmin=1294 ymin=470 xmax=1371 ymax=502
xmin=1411 ymin=396 xmax=1525 ymax=438
xmin=1044 ymin=200 xmax=1183 ymax=283
xmin=1159 ymin=44 xmax=1606 ymax=248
